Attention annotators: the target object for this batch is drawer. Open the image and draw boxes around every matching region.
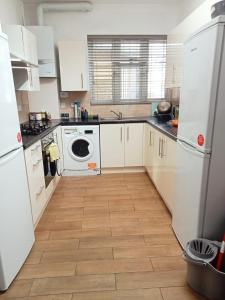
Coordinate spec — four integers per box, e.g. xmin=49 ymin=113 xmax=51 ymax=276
xmin=25 ymin=141 xmax=42 ymax=165
xmin=30 ymin=182 xmax=46 ymax=225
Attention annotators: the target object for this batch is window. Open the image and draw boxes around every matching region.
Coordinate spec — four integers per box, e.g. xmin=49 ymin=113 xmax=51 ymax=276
xmin=88 ymin=35 xmax=167 ymax=105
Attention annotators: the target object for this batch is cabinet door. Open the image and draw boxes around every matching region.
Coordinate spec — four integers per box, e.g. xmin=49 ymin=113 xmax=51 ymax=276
xmin=4 ymin=25 xmax=25 ymax=60
xmin=25 ymin=141 xmax=46 ymax=225
xmin=100 ymin=124 xmax=124 ymax=168
xmin=159 ymin=135 xmax=177 ymax=213
xmin=125 ymin=123 xmax=144 ymax=167
xmin=22 ymin=27 xmax=38 ymax=66
xmin=12 ymin=67 xmax=40 ymax=91
xmin=59 ymin=41 xmax=88 ymax=91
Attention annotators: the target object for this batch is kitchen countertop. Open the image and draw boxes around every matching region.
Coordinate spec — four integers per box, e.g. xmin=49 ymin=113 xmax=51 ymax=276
xmin=22 ymin=120 xmax=61 ymax=149
xmin=22 ymin=116 xmax=177 ymax=149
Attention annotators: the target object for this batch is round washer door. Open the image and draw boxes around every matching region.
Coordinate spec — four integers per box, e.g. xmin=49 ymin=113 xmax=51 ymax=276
xmin=68 ymin=136 xmax=94 ymax=162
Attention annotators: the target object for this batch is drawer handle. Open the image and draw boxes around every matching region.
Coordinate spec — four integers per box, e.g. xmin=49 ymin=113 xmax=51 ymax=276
xmin=31 ymin=144 xmax=41 ymax=152
xmin=36 ymin=185 xmax=44 ymax=196
xmin=33 ymin=159 xmax=42 ymax=167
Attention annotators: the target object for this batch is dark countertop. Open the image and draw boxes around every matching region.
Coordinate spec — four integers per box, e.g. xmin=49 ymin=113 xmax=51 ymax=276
xmin=22 ymin=120 xmax=61 ymax=149
xmin=22 ymin=116 xmax=177 ymax=149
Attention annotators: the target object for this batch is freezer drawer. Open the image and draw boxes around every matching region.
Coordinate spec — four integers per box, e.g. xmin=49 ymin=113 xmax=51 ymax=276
xmin=0 ymin=147 xmax=34 ymax=290
xmin=172 ymin=141 xmax=210 ymax=249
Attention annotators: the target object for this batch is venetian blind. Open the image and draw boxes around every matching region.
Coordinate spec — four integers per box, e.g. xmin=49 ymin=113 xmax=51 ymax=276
xmin=88 ymin=35 xmax=167 ymax=105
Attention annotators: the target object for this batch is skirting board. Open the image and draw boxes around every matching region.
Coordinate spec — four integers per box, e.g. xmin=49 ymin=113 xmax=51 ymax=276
xmin=101 ymin=167 xmax=145 ymax=174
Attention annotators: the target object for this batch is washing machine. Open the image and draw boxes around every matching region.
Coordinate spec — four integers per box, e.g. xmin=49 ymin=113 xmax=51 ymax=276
xmin=62 ymin=125 xmax=100 ymax=176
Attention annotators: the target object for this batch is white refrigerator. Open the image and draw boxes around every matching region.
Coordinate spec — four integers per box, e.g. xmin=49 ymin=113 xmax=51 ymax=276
xmin=0 ymin=32 xmax=35 ymax=290
xmin=172 ymin=16 xmax=225 ymax=249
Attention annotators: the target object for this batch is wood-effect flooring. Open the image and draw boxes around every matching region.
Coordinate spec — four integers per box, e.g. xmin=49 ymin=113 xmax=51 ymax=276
xmin=0 ymin=173 xmax=206 ymax=300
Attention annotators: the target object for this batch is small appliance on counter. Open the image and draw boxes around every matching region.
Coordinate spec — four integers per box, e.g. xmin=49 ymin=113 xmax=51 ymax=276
xmin=74 ymin=101 xmax=81 ymax=119
xmin=81 ymin=107 xmax=88 ymax=121
xmin=154 ymin=101 xmax=173 ymax=122
xmin=211 ymin=1 xmax=225 ymax=19
xmin=61 ymin=113 xmax=70 ymax=121
xmin=29 ymin=111 xmax=51 ymax=122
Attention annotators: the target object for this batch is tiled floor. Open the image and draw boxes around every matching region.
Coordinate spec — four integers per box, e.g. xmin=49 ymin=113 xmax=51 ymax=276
xmin=0 ymin=173 xmax=206 ymax=299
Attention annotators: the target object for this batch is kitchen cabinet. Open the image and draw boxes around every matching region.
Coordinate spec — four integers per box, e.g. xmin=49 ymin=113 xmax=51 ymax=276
xmin=26 ymin=26 xmax=57 ymax=77
xmin=100 ymin=124 xmax=125 ymax=168
xmin=12 ymin=67 xmax=40 ymax=91
xmin=100 ymin=123 xmax=144 ymax=168
xmin=53 ymin=126 xmax=64 ymax=175
xmin=125 ymin=123 xmax=144 ymax=167
xmin=4 ymin=25 xmax=38 ymax=66
xmin=144 ymin=123 xmax=176 ymax=212
xmin=24 ymin=141 xmax=46 ymax=226
xmin=58 ymin=41 xmax=89 ymax=91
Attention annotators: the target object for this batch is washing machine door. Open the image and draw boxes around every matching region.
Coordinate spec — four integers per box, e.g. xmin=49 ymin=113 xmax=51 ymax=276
xmin=68 ymin=136 xmax=94 ymax=162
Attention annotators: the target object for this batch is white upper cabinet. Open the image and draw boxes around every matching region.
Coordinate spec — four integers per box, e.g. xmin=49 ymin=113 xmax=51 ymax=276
xmin=125 ymin=123 xmax=144 ymax=167
xmin=4 ymin=25 xmax=38 ymax=66
xmin=26 ymin=26 xmax=57 ymax=77
xmin=58 ymin=41 xmax=89 ymax=91
xmin=13 ymin=67 xmax=40 ymax=91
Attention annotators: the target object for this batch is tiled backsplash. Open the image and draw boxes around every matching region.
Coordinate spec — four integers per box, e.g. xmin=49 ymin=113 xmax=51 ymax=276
xmin=16 ymin=91 xmax=30 ymax=123
xmin=60 ymin=92 xmax=152 ymax=118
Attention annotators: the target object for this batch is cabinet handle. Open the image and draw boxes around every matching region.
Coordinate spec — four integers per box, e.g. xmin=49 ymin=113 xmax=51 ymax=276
xmin=161 ymin=139 xmax=166 ymax=158
xmin=127 ymin=126 xmax=129 ymax=142
xmin=158 ymin=138 xmax=161 ymax=157
xmin=33 ymin=159 xmax=42 ymax=167
xmin=36 ymin=185 xmax=44 ymax=197
xmin=149 ymin=131 xmax=153 ymax=146
xmin=31 ymin=144 xmax=41 ymax=153
xmin=161 ymin=139 xmax=164 ymax=158
xmin=120 ymin=127 xmax=123 ymax=142
xmin=81 ymin=73 xmax=84 ymax=89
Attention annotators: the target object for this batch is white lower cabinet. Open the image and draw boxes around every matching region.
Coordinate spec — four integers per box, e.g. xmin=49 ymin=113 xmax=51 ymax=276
xmin=100 ymin=123 xmax=144 ymax=168
xmin=100 ymin=124 xmax=125 ymax=168
xmin=125 ymin=123 xmax=144 ymax=167
xmin=144 ymin=123 xmax=176 ymax=213
xmin=24 ymin=140 xmax=46 ymax=226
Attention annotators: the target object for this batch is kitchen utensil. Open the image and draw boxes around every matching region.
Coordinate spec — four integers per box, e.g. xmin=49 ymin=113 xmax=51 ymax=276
xmin=186 ymin=238 xmax=218 ymax=263
xmin=216 ymin=233 xmax=225 ymax=271
xmin=157 ymin=101 xmax=172 ymax=114
xmin=211 ymin=1 xmax=225 ymax=19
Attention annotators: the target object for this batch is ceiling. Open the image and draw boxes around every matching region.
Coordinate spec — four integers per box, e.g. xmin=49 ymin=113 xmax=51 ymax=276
xmin=22 ymin=0 xmax=181 ymax=4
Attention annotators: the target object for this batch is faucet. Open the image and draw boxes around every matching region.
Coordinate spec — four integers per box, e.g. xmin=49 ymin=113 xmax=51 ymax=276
xmin=110 ymin=110 xmax=123 ymax=120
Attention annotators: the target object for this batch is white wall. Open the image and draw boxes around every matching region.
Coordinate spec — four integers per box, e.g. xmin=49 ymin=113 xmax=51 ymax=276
xmin=0 ymin=0 xmax=24 ymax=27
xmin=24 ymin=2 xmax=181 ymax=39
xmin=28 ymin=79 xmax=60 ymax=119
xmin=170 ymin=0 xmax=218 ymax=42
xmin=179 ymin=0 xmax=206 ymax=20
xmin=23 ymin=1 xmax=182 ymax=118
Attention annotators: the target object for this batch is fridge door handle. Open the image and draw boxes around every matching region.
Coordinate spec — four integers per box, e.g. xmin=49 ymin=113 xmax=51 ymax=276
xmin=0 ymin=148 xmax=21 ymax=166
xmin=177 ymin=140 xmax=210 ymax=158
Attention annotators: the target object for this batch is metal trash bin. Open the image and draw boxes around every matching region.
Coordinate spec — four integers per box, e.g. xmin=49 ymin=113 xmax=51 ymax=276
xmin=184 ymin=253 xmax=225 ymax=300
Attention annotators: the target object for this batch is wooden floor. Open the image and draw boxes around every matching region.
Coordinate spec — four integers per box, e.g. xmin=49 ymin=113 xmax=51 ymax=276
xmin=0 ymin=173 xmax=206 ymax=300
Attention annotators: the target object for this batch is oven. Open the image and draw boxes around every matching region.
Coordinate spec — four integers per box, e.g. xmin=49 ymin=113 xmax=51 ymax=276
xmin=41 ymin=132 xmax=61 ymax=188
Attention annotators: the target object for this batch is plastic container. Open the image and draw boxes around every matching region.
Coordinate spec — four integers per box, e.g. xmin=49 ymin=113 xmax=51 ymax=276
xmin=184 ymin=252 xmax=225 ymax=300
xmin=211 ymin=1 xmax=225 ymax=19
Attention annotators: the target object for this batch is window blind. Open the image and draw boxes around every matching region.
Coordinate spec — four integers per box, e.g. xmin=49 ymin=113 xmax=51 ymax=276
xmin=88 ymin=35 xmax=167 ymax=105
